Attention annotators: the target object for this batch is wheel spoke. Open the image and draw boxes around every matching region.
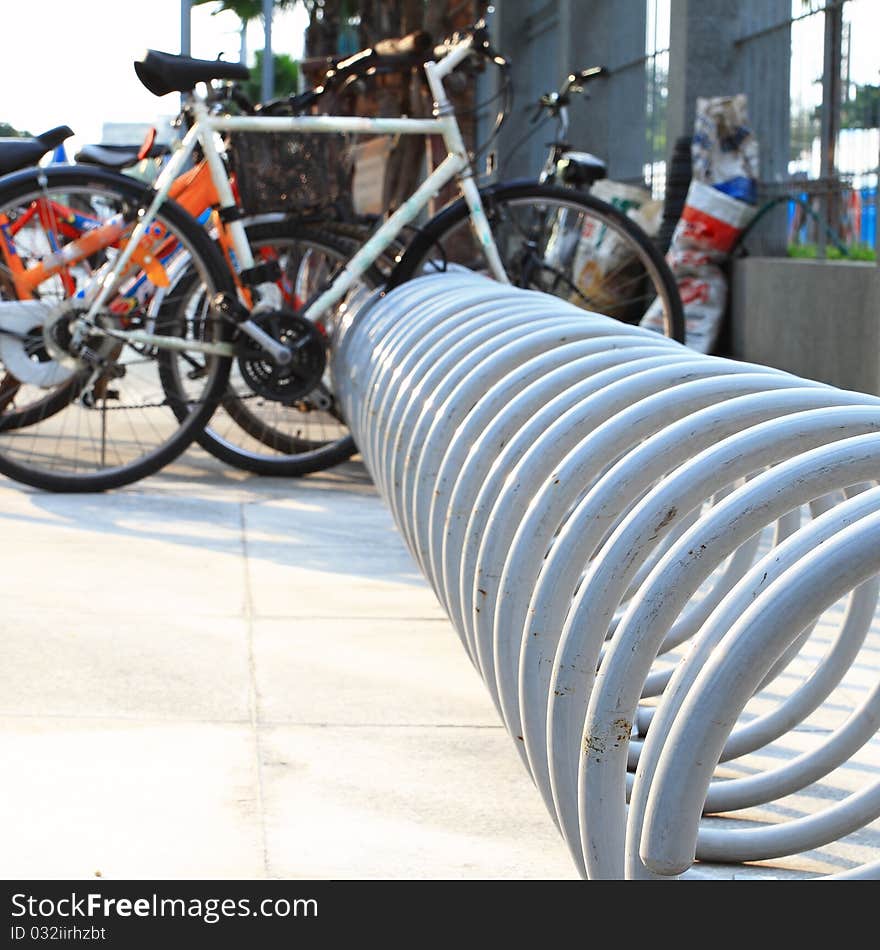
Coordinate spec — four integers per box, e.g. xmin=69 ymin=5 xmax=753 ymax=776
xmin=0 ymin=167 xmax=233 ymax=491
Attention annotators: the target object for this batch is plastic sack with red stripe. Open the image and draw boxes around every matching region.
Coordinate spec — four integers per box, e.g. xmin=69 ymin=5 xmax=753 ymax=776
xmin=641 ymin=95 xmax=758 ymax=353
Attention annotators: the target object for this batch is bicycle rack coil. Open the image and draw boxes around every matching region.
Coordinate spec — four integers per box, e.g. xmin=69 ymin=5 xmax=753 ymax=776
xmin=331 ymin=271 xmax=880 ymax=880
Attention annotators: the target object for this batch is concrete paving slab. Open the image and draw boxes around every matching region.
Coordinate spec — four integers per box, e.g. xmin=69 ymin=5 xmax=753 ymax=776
xmin=0 ymin=607 xmax=251 ymax=722
xmin=252 ymin=617 xmax=498 ymax=727
xmin=0 ymin=447 xmax=878 ymax=880
xmin=0 ymin=719 xmax=263 ymax=880
xmin=0 ymin=522 xmax=246 ymax=620
xmin=241 ymin=493 xmax=407 ymax=549
xmin=245 ymin=556 xmax=447 ymax=620
xmin=259 ymin=724 xmax=577 ymax=880
xmin=0 ymin=452 xmax=560 ymax=879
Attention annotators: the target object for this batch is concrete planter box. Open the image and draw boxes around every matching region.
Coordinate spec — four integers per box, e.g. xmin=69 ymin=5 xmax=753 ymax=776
xmin=730 ymin=257 xmax=880 ymax=396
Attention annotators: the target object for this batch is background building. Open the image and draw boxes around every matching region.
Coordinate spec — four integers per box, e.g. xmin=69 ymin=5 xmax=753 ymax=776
xmin=481 ymin=0 xmax=877 ymax=254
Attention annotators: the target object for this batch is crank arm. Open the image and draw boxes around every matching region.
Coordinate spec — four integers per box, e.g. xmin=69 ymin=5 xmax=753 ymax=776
xmin=236 ymin=319 xmax=292 ymax=366
xmin=211 ymin=292 xmax=292 ymax=366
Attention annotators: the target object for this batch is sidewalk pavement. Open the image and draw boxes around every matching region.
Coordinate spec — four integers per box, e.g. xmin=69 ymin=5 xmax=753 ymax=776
xmin=0 ymin=448 xmax=576 ymax=880
xmin=1 ymin=447 xmax=878 ymax=880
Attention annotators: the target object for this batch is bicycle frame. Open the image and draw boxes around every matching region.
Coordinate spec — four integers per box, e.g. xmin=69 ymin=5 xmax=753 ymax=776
xmin=0 ymin=196 xmax=100 ymax=297
xmin=72 ymin=34 xmax=509 ymax=360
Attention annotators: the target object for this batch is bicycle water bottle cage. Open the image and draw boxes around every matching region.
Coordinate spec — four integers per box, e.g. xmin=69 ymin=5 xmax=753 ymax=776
xmin=134 ymin=50 xmax=250 ymax=97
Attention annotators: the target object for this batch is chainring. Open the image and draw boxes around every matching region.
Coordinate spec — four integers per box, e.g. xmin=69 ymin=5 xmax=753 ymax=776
xmin=237 ymin=309 xmax=327 ymax=404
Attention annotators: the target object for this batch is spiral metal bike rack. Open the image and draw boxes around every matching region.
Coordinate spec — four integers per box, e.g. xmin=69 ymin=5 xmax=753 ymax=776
xmin=331 ymin=271 xmax=880 ymax=880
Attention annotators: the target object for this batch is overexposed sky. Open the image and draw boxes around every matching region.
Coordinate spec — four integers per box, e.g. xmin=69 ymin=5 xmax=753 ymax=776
xmin=3 ymin=0 xmax=308 ymax=153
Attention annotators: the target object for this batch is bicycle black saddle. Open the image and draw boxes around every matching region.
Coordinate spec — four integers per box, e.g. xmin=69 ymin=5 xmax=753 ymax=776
xmin=75 ymin=141 xmax=171 ymax=170
xmin=0 ymin=125 xmax=74 ymax=176
xmin=134 ymin=50 xmax=250 ymax=97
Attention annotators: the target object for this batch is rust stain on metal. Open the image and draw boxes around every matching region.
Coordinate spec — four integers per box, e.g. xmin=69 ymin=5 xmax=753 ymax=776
xmin=585 ymin=734 xmax=605 ymax=755
xmin=655 ymin=506 xmax=677 ymax=532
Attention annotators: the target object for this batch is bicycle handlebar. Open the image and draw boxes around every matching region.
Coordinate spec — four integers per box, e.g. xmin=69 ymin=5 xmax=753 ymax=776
xmin=567 ymin=66 xmax=607 ymax=89
xmin=204 ymin=21 xmax=504 ymax=121
xmin=323 ymin=29 xmax=433 ymax=86
xmin=530 ymin=65 xmax=608 ymax=122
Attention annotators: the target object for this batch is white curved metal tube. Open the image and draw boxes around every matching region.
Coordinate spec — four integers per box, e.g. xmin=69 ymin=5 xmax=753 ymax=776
xmin=330 ymin=271 xmax=880 ymax=881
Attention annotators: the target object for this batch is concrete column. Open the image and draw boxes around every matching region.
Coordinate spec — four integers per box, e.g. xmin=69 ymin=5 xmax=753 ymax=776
xmin=600 ymin=1 xmax=648 ymax=184
xmin=486 ymin=0 xmax=648 ymax=185
xmin=667 ymin=0 xmax=790 ymax=173
xmin=490 ymin=0 xmax=555 ymax=181
xmin=180 ymin=0 xmax=192 ymax=116
xmin=180 ymin=0 xmax=191 ymax=55
xmin=737 ymin=0 xmax=791 ymax=254
xmin=666 ymin=0 xmax=739 ymax=157
xmin=736 ymin=0 xmax=791 ymax=185
xmin=562 ymin=0 xmax=612 ymax=179
xmin=667 ymin=0 xmax=790 ymax=251
xmin=262 ymin=0 xmax=274 ymax=101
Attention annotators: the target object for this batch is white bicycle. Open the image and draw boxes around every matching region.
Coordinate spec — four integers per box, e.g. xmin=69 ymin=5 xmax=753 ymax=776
xmin=0 ymin=23 xmax=682 ymax=491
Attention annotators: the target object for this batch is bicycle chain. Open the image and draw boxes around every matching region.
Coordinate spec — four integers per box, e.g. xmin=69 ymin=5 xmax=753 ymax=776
xmin=82 ymin=391 xmax=260 ymax=411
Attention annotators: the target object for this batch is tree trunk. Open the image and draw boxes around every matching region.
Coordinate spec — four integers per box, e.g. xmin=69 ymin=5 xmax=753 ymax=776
xmin=303 ymin=1 xmax=485 ymax=213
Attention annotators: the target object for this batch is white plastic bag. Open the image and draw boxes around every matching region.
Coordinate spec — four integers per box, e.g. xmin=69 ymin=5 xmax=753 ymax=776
xmin=641 ymin=95 xmax=759 ymax=352
xmin=691 ymin=94 xmax=760 ymax=203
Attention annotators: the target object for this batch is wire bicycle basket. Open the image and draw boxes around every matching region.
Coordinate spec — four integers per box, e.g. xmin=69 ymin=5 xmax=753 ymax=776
xmin=225 ymin=129 xmax=352 ymax=215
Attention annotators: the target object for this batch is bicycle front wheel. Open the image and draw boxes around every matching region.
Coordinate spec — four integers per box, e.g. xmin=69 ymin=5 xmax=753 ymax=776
xmin=390 ymin=181 xmax=685 ymax=342
xmin=0 ymin=166 xmax=234 ymax=492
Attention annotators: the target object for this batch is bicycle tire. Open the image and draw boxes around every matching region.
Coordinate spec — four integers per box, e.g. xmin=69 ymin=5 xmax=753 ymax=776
xmin=160 ymin=220 xmax=381 ymax=476
xmin=0 ymin=262 xmax=89 ymax=431
xmin=0 ymin=368 xmax=86 ymax=433
xmin=388 ymin=181 xmax=686 ymax=343
xmin=321 ymin=219 xmax=410 ymax=276
xmin=0 ymin=165 xmax=235 ymax=492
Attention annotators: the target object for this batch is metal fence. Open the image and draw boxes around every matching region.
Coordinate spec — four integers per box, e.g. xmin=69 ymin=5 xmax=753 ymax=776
xmin=644 ymin=0 xmax=670 ymax=199
xmin=739 ymin=0 xmax=879 ymax=258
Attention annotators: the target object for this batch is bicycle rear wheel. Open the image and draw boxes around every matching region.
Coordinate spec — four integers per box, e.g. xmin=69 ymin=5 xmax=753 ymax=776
xmin=389 ymin=181 xmax=685 ymax=342
xmin=0 ymin=166 xmax=234 ymax=492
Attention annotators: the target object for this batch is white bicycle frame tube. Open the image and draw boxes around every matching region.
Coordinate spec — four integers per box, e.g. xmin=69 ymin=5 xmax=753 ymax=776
xmin=78 ymin=33 xmax=508 ymax=354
